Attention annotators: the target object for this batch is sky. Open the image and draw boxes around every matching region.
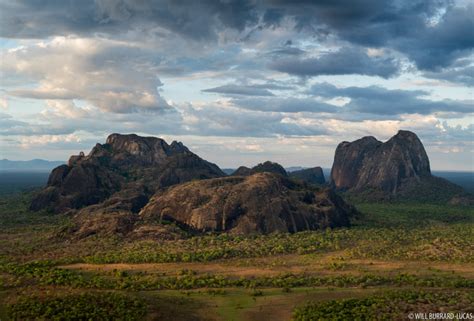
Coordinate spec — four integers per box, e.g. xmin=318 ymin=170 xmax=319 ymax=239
xmin=0 ymin=0 xmax=473 ymax=170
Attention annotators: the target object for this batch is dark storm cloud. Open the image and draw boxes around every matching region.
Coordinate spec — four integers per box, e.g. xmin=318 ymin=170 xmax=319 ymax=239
xmin=0 ymin=0 xmax=100 ymax=39
xmin=424 ymin=65 xmax=474 ymax=86
xmin=265 ymin=0 xmax=473 ymax=70
xmin=1 ymin=0 xmax=471 ymax=71
xmin=309 ymin=83 xmax=474 ymax=115
xmin=392 ymin=4 xmax=474 ymax=71
xmin=423 ymin=56 xmax=474 ymax=86
xmin=0 ymin=0 xmax=258 ymax=40
xmin=267 ymin=46 xmax=306 ymax=56
xmin=269 ymin=47 xmax=399 ymax=78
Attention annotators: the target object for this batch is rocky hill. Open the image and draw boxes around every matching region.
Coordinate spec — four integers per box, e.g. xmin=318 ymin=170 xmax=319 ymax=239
xmin=289 ymin=167 xmax=326 ymax=185
xmin=232 ymin=161 xmax=287 ymax=176
xmin=330 ymin=130 xmax=467 ymax=201
xmin=140 ymin=172 xmax=356 ymax=234
xmin=30 ymin=133 xmax=225 ymax=213
xmin=31 ymin=133 xmax=357 ymax=238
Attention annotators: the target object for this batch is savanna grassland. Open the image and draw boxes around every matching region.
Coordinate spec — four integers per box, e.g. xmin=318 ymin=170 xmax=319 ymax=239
xmin=0 ymin=191 xmax=473 ymax=320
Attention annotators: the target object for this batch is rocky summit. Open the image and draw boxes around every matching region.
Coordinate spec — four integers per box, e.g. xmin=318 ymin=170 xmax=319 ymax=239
xmin=140 ymin=172 xmax=356 ymax=234
xmin=232 ymin=161 xmax=288 ymax=177
xmin=30 ymin=133 xmax=225 ymax=213
xmin=30 ymin=133 xmax=357 ymax=238
xmin=330 ymin=130 xmax=466 ymax=201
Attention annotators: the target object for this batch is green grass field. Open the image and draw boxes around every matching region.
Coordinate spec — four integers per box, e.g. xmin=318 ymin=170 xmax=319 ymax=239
xmin=0 ymin=192 xmax=473 ymax=320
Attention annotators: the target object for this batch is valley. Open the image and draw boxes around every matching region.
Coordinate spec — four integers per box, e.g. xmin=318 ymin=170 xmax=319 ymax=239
xmin=2 ymin=1 xmax=473 ymax=319
xmin=0 ymin=132 xmax=473 ymax=320
xmin=0 ymin=192 xmax=473 ymax=320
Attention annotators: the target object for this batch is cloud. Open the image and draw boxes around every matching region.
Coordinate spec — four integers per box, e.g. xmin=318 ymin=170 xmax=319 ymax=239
xmin=41 ymin=100 xmax=90 ymax=119
xmin=179 ymin=102 xmax=328 ymax=137
xmin=0 ymin=112 xmax=28 ymax=131
xmin=0 ymin=98 xmax=183 ymax=138
xmin=0 ymin=1 xmax=472 ymax=170
xmin=0 ymin=0 xmax=258 ymax=41
xmin=18 ymin=134 xmax=82 ymax=149
xmin=203 ymin=84 xmax=275 ymax=96
xmin=391 ymin=4 xmax=474 ymax=71
xmin=309 ymin=83 xmax=474 ymax=116
xmin=423 ymin=61 xmax=474 ymax=86
xmin=267 ymin=46 xmax=306 ymax=56
xmin=0 ymin=98 xmax=328 ymax=139
xmin=269 ymin=47 xmax=399 ymax=78
xmin=1 ymin=0 xmax=471 ymax=72
xmin=2 ymin=36 xmax=172 ymax=113
xmin=264 ymin=1 xmax=473 ymax=70
xmin=231 ymin=97 xmax=337 ymax=113
xmin=0 ymin=97 xmax=8 ymax=110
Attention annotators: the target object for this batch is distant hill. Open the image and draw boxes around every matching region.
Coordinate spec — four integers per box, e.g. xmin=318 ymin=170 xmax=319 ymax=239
xmin=433 ymin=171 xmax=474 ymax=194
xmin=286 ymin=166 xmax=307 ymax=172
xmin=0 ymin=159 xmax=65 ymax=172
xmin=289 ymin=167 xmax=326 ymax=185
xmin=222 ymin=168 xmax=235 ymax=175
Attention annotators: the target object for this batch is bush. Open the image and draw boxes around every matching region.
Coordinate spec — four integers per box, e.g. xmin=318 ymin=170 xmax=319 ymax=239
xmin=8 ymin=292 xmax=146 ymax=321
xmin=293 ymin=290 xmax=474 ymax=321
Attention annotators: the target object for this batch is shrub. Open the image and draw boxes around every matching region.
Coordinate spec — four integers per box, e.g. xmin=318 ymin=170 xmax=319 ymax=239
xmin=293 ymin=290 xmax=474 ymax=321
xmin=8 ymin=292 xmax=146 ymax=321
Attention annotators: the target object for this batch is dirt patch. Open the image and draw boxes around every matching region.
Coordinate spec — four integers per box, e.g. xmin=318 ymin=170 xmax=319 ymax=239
xmin=243 ymin=288 xmax=380 ymax=321
xmin=60 ymin=254 xmax=474 ymax=279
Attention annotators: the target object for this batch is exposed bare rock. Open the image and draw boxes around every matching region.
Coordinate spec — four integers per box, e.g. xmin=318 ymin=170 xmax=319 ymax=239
xmin=30 ymin=134 xmax=225 ymax=213
xmin=64 ymin=187 xmax=148 ymax=238
xmin=128 ymin=224 xmax=185 ymax=240
xmin=331 ymin=130 xmax=431 ymax=193
xmin=330 ymin=130 xmax=469 ymax=202
xmin=232 ymin=161 xmax=287 ymax=177
xmin=68 ymin=152 xmax=85 ymax=167
xmin=59 ymin=186 xmax=185 ymax=239
xmin=289 ymin=167 xmax=326 ymax=185
xmin=140 ymin=172 xmax=356 ymax=234
xmin=232 ymin=166 xmax=252 ymax=176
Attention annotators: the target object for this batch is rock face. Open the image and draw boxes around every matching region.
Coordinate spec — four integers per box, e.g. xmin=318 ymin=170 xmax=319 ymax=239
xmin=62 ymin=186 xmax=184 ymax=240
xmin=330 ymin=130 xmax=468 ymax=201
xmin=331 ymin=130 xmax=431 ymax=194
xmin=140 ymin=172 xmax=356 ymax=234
xmin=30 ymin=133 xmax=360 ymax=238
xmin=233 ymin=161 xmax=287 ymax=177
xmin=289 ymin=167 xmax=326 ymax=185
xmin=31 ymin=133 xmax=225 ymax=213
